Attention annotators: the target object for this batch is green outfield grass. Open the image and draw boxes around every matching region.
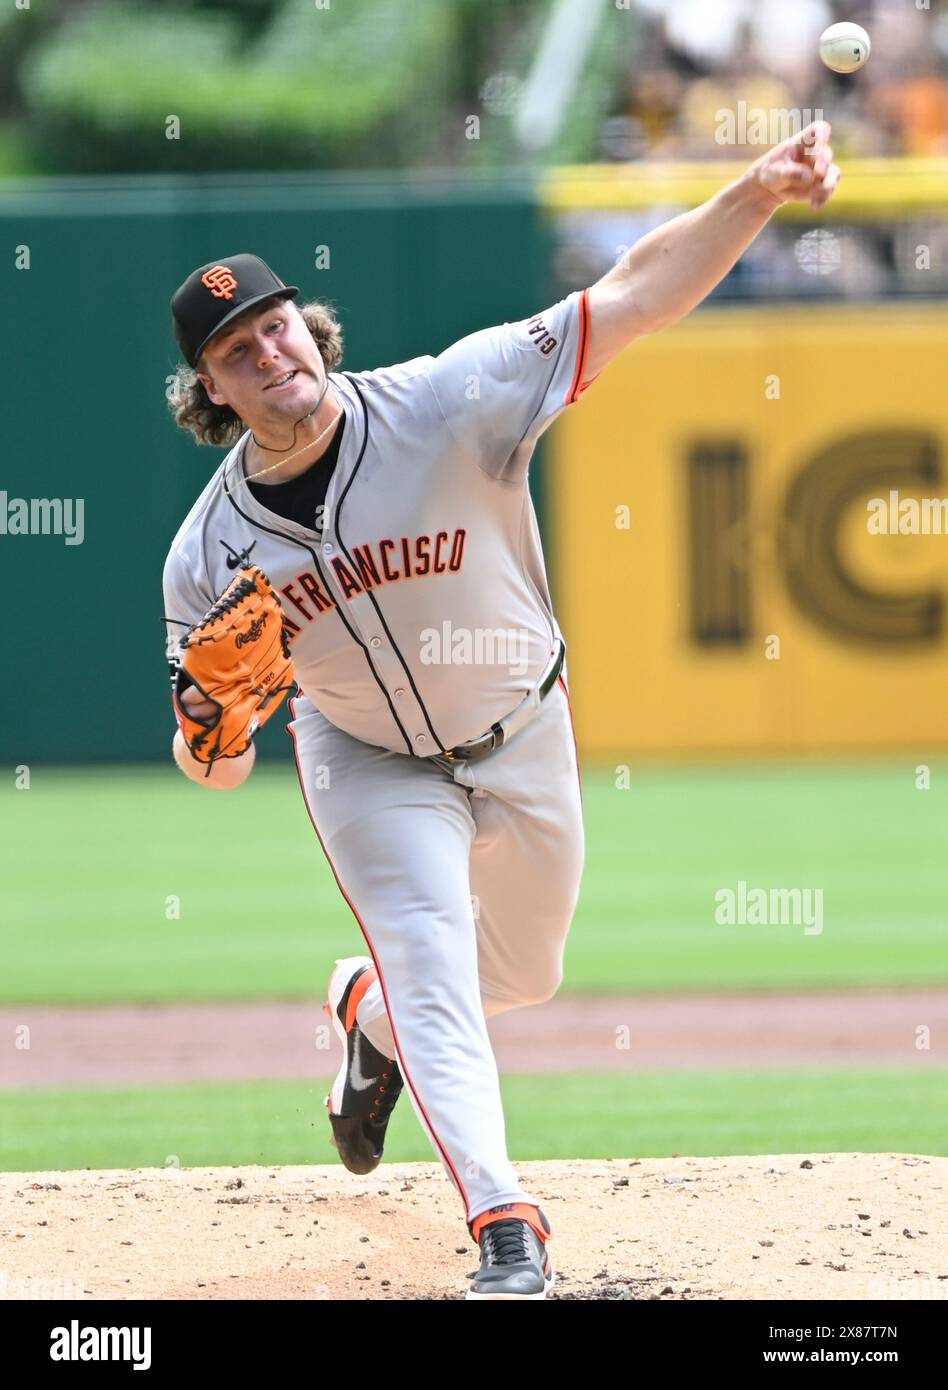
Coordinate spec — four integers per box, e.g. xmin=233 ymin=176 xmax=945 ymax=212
xmin=2 ymin=761 xmax=946 ymax=1003
xmin=1 ymin=1067 xmax=943 ymax=1172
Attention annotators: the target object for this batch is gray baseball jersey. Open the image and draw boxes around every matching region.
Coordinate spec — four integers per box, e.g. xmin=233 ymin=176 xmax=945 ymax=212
xmin=163 ymin=288 xmax=594 ymax=756
xmin=163 ymin=287 xmax=594 ymax=1227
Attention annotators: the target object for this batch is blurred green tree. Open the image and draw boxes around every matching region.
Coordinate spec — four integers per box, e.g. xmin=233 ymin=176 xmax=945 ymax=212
xmin=6 ymin=0 xmax=540 ymax=174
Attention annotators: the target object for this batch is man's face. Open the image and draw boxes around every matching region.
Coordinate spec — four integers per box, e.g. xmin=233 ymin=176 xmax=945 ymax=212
xmin=197 ymin=299 xmax=327 ymax=428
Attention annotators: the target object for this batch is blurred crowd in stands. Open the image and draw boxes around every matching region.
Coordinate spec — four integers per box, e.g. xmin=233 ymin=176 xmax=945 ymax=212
xmin=601 ymin=0 xmax=948 ymax=161
xmin=552 ymin=1 xmax=948 ymax=302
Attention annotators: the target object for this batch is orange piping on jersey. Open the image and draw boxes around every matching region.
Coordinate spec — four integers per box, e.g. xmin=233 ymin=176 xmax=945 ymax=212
xmin=567 ymin=287 xmax=596 ymax=404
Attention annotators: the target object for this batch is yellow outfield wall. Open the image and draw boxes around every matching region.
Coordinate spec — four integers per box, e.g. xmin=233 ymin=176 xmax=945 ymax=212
xmin=549 ymin=304 xmax=948 ymax=757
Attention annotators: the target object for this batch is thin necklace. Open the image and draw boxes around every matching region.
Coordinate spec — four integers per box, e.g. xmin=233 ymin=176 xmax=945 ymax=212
xmin=224 ymin=384 xmax=343 ymax=496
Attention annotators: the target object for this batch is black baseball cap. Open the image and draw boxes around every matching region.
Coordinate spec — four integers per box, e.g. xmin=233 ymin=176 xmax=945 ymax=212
xmin=171 ymin=253 xmax=299 ymax=368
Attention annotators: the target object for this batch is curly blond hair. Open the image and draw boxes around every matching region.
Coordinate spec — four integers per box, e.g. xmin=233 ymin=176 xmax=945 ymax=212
xmin=166 ymin=299 xmax=345 ymax=447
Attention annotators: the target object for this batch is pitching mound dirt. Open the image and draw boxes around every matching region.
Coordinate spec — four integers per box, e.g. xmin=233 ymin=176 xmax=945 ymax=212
xmin=2 ymin=1154 xmax=946 ymax=1301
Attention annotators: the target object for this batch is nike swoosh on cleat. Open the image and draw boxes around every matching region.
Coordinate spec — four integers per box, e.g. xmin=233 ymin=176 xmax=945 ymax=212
xmin=348 ymin=1030 xmax=381 ymax=1092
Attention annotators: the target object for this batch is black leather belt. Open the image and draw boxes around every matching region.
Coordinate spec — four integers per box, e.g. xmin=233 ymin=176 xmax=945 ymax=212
xmin=438 ymin=639 xmax=566 ymax=764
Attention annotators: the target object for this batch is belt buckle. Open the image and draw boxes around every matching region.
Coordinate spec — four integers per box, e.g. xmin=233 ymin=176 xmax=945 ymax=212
xmin=445 ymin=743 xmax=476 ymax=763
xmin=441 ymin=745 xmax=474 ymax=763
xmin=444 ymin=726 xmax=498 ymax=763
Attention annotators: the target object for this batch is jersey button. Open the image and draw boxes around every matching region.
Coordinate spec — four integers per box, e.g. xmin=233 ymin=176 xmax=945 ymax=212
xmin=322 ymin=542 xmax=333 ymax=554
xmin=415 ymin=735 xmax=427 ymax=746
xmin=369 ymin=637 xmax=382 ymax=649
xmin=394 ymin=688 xmax=405 ymax=698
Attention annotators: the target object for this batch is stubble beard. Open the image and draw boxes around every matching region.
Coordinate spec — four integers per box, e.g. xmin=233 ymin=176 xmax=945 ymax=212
xmin=244 ymin=363 xmax=336 ymax=467
xmin=261 ymin=366 xmax=324 ymax=422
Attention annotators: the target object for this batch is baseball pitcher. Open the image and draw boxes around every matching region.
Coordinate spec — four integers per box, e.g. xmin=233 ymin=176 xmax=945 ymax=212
xmin=162 ymin=124 xmax=840 ymax=1299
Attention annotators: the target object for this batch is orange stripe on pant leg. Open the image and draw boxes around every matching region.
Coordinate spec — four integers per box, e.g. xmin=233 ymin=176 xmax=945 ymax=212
xmin=286 ymin=698 xmax=472 ymax=1213
xmin=557 ymin=674 xmax=584 ymax=814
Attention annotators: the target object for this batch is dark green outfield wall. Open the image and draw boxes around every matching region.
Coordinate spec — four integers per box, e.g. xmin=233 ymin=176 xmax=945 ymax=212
xmin=1 ymin=173 xmax=550 ymax=762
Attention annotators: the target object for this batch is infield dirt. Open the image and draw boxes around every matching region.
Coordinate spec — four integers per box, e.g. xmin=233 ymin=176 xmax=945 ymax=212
xmin=2 ymin=1153 xmax=946 ymax=1300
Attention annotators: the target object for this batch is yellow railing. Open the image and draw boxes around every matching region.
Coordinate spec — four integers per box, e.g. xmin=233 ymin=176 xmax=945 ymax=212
xmin=541 ymin=157 xmax=948 ymax=217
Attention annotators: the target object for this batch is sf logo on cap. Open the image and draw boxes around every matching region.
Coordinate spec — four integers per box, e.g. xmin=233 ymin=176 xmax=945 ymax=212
xmin=202 ymin=266 xmax=239 ymax=300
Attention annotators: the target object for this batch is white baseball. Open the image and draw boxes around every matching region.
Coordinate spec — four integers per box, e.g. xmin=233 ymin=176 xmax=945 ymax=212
xmin=819 ymin=22 xmax=871 ymax=74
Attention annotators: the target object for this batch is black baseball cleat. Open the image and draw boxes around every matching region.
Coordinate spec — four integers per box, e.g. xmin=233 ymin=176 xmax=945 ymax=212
xmin=466 ymin=1204 xmax=555 ymax=1300
xmin=324 ymin=956 xmax=404 ymax=1176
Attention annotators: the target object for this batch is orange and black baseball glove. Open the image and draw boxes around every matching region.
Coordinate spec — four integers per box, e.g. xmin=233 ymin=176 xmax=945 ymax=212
xmin=171 ymin=566 xmax=296 ymax=772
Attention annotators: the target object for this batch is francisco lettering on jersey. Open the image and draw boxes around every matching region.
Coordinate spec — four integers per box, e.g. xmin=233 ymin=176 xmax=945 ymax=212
xmin=279 ymin=527 xmax=467 ymax=638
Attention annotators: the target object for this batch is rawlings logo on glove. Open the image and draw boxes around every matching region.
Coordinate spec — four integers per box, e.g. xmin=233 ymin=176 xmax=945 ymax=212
xmin=171 ymin=566 xmax=296 ymax=772
xmin=235 ymin=615 xmax=268 ymax=647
